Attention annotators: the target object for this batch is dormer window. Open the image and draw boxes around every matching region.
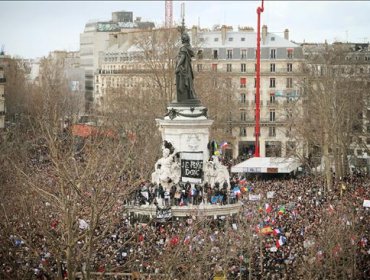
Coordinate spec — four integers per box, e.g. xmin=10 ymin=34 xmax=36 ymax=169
xmin=227 ymin=49 xmax=233 ymax=59
xmin=270 ymin=49 xmax=276 ymax=59
xmin=213 ymin=50 xmax=218 ymax=59
xmin=287 ymin=49 xmax=293 ymax=59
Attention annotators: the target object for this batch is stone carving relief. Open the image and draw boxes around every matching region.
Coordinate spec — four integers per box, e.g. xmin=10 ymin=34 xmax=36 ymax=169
xmin=186 ymin=134 xmax=201 ymax=151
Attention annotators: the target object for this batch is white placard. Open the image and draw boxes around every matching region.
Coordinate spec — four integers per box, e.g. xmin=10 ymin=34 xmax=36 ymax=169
xmin=249 ymin=194 xmax=261 ymax=201
xmin=363 ymin=200 xmax=370 ymax=208
xmin=267 ymin=191 xmax=275 ymax=199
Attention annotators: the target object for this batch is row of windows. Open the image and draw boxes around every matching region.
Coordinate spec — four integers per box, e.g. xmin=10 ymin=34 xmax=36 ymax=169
xmin=203 ymin=48 xmax=294 ymax=60
xmin=239 ymin=126 xmax=277 ymax=137
xmin=239 ymin=110 xmax=277 ymax=122
xmin=313 ymin=64 xmax=370 ymax=76
xmin=222 ymin=63 xmax=293 ymax=73
xmin=213 ymin=37 xmax=246 ymax=42
xmin=240 ymin=94 xmax=276 ymax=104
xmin=346 ymin=55 xmax=370 ymax=61
xmin=239 ymin=94 xmax=296 ymax=105
xmin=237 ymin=77 xmax=294 ymax=88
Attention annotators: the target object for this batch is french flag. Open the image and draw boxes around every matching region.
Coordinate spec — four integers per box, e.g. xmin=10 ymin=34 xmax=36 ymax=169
xmin=220 ymin=141 xmax=229 ymax=149
xmin=273 ymin=228 xmax=282 ymax=236
xmin=265 ymin=203 xmax=272 ymax=213
xmin=276 ymin=236 xmax=287 ymax=248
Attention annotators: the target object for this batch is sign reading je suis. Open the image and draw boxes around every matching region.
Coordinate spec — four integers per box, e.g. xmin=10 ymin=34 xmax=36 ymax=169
xmin=181 ymin=152 xmax=203 ymax=184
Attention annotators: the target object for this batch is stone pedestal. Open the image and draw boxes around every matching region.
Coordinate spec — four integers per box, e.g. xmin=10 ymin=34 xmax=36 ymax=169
xmin=156 ymin=105 xmax=213 ymax=164
xmin=153 ymin=104 xmax=229 ymax=188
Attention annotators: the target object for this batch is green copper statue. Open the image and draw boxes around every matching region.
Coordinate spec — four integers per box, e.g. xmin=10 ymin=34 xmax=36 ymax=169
xmin=175 ymin=32 xmax=197 ymax=102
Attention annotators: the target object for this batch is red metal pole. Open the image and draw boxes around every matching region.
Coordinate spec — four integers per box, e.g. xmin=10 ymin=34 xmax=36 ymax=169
xmin=255 ymin=0 xmax=264 ymax=157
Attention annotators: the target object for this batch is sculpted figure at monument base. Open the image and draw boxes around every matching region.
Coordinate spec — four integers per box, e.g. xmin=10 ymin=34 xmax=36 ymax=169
xmin=151 ymin=142 xmax=181 ymax=192
xmin=203 ymin=156 xmax=230 ymax=189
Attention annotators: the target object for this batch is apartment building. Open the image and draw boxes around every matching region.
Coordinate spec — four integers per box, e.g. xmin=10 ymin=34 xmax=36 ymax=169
xmin=94 ymin=25 xmax=305 ymax=158
xmin=80 ymin=11 xmax=154 ymax=111
xmin=192 ymin=25 xmax=305 ymax=158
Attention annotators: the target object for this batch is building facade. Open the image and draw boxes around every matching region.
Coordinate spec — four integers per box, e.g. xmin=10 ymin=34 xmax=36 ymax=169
xmin=192 ymin=25 xmax=305 ymax=158
xmin=93 ymin=25 xmax=305 ymax=159
xmin=0 ymin=52 xmax=10 ymax=129
xmin=80 ymin=11 xmax=155 ymax=111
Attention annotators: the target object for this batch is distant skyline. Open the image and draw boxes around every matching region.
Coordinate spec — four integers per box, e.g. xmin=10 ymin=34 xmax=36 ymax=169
xmin=0 ymin=1 xmax=369 ymax=59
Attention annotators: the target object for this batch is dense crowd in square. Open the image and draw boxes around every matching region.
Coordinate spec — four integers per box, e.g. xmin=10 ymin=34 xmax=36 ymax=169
xmin=1 ymin=172 xmax=369 ymax=279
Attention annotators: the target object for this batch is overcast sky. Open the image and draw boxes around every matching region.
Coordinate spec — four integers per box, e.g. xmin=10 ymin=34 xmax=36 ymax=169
xmin=0 ymin=1 xmax=369 ymax=59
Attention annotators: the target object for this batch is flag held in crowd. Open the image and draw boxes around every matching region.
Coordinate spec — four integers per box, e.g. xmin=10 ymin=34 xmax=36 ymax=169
xmin=273 ymin=228 xmax=283 ymax=236
xmin=261 ymin=226 xmax=273 ymax=235
xmin=220 ymin=141 xmax=229 ymax=149
xmin=265 ymin=203 xmax=272 ymax=213
xmin=276 ymin=236 xmax=287 ymax=248
xmin=278 ymin=206 xmax=286 ymax=215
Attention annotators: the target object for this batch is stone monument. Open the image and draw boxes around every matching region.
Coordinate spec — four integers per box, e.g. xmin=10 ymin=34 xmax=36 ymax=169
xmin=127 ymin=19 xmax=240 ymax=221
xmin=152 ymin=20 xmax=230 ymax=192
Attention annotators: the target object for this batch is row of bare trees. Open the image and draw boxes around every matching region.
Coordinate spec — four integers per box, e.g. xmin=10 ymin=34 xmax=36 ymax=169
xmin=0 ymin=53 xmax=164 ymax=279
xmin=289 ymin=43 xmax=370 ymax=189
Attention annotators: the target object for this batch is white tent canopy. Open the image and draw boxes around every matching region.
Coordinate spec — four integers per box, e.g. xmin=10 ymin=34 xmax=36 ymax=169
xmin=231 ymin=157 xmax=301 ymax=174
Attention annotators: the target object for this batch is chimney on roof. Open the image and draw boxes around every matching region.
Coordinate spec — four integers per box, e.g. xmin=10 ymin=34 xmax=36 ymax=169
xmin=191 ymin=25 xmax=198 ymax=45
xmin=221 ymin=25 xmax=227 ymax=45
xmin=284 ymin=29 xmax=289 ymax=41
xmin=262 ymin=25 xmax=267 ymax=45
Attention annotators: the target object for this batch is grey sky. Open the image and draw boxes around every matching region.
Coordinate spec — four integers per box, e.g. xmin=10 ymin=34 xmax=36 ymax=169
xmin=0 ymin=1 xmax=369 ymax=59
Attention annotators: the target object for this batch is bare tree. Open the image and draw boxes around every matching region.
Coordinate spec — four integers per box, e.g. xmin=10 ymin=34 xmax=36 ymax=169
xmin=294 ymin=43 xmax=369 ymax=189
xmin=195 ymin=70 xmax=238 ymax=144
xmin=0 ymin=56 xmax=140 ymax=279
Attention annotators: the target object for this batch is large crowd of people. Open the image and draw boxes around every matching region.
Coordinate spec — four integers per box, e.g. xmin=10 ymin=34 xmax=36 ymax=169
xmin=2 ymin=172 xmax=369 ymax=279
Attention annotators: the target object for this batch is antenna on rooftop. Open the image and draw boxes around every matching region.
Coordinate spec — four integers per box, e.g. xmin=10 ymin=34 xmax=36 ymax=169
xmin=165 ymin=0 xmax=173 ymax=28
xmin=178 ymin=2 xmax=186 ymax=35
xmin=0 ymin=45 xmax=4 ymax=55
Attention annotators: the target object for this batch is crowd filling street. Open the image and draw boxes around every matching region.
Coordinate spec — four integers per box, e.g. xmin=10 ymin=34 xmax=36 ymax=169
xmin=2 ymin=170 xmax=369 ymax=279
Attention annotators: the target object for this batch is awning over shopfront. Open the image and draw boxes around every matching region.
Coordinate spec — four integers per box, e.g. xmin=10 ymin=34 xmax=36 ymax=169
xmin=231 ymin=157 xmax=301 ymax=174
